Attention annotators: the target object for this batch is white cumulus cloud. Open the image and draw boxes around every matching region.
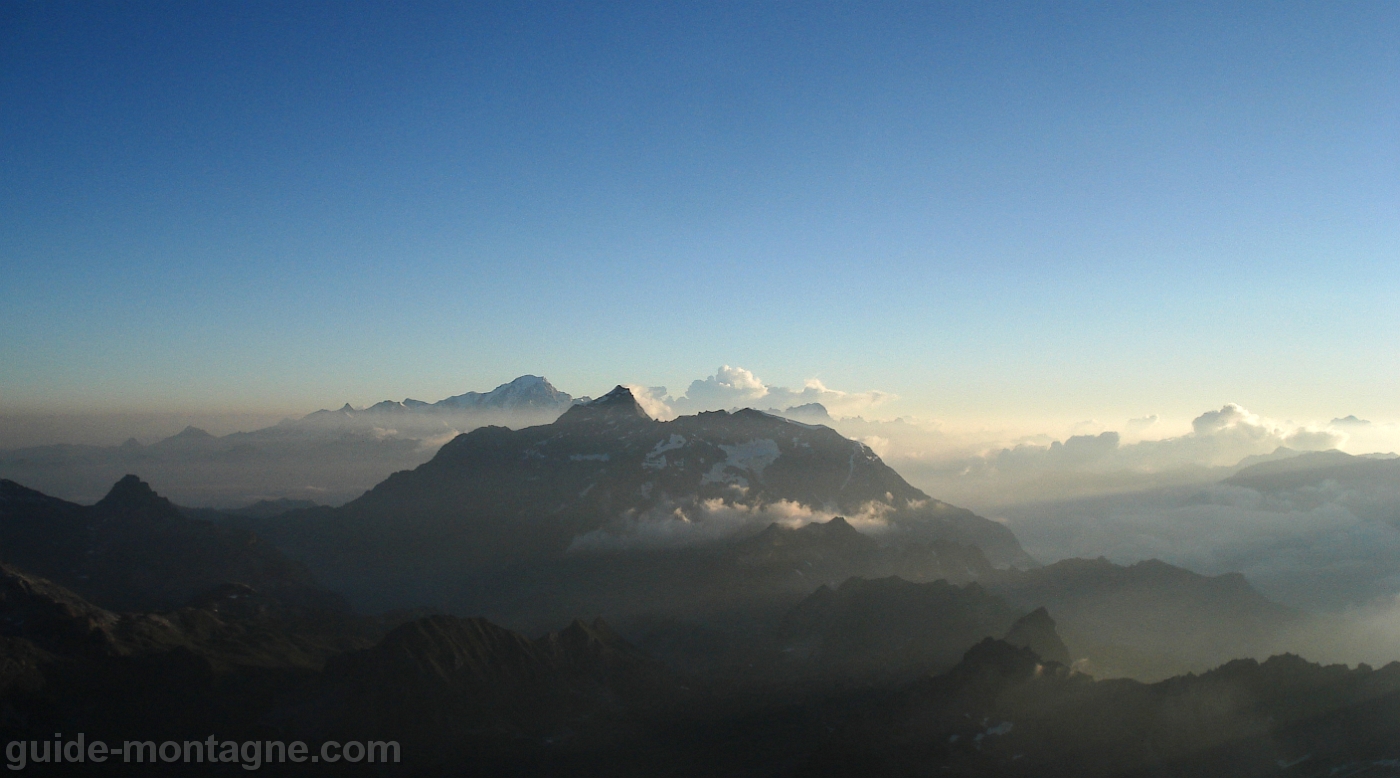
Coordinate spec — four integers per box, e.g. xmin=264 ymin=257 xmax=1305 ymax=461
xmin=641 ymin=365 xmax=895 ymax=419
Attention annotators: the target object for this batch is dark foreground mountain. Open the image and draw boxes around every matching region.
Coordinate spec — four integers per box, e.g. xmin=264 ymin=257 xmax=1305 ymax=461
xmin=246 ymin=387 xmax=1031 ymax=614
xmin=0 ymin=567 xmax=685 ymax=776
xmin=316 ymin=615 xmax=685 ymax=774
xmin=799 ymin=638 xmax=1400 ymax=778
xmin=0 ymin=563 xmax=406 ymax=775
xmin=0 ymin=475 xmax=337 ymax=612
xmin=2 ymin=561 xmax=1394 ymax=777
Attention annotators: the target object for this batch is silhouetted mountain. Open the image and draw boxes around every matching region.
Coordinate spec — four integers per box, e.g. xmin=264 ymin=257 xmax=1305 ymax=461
xmin=799 ymin=638 xmax=1400 ymax=778
xmin=0 ymin=544 xmax=1393 ymax=777
xmin=322 ymin=613 xmax=676 ymax=766
xmin=246 ymin=392 xmax=1030 ymax=614
xmin=1002 ymin=606 xmax=1071 ymax=666
xmin=776 ymin=576 xmax=1022 ymax=683
xmin=0 ymin=562 xmax=426 ymax=777
xmin=464 ymin=516 xmax=1010 ymax=681
xmin=0 ymin=476 xmax=337 ymax=613
xmin=985 ymin=557 xmax=1298 ymax=679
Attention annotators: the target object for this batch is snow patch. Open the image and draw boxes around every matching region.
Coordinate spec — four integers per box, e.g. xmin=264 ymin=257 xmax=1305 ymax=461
xmin=643 ymin=434 xmax=687 ymax=471
xmin=701 ymin=439 xmax=780 ymax=486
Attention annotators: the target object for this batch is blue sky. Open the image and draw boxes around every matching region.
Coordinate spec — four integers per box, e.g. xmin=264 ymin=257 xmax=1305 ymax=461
xmin=2 ymin=1 xmax=1397 ymax=430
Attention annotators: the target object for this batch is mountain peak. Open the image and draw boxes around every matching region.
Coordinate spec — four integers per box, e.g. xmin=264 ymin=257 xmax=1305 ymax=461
xmin=798 ymin=515 xmax=862 ymax=541
xmin=1002 ymin=606 xmax=1071 ymax=666
xmin=554 ymin=385 xmax=652 ymax=424
xmin=96 ymin=474 xmax=174 ymax=514
xmin=435 ymin=374 xmax=573 ymax=411
xmin=173 ymin=425 xmax=213 ymax=439
xmin=781 ymin=403 xmax=833 ymax=423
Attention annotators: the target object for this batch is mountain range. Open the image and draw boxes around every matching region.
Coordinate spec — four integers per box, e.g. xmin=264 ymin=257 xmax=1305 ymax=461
xmin=1 ymin=377 xmax=1398 ymax=775
xmin=0 ymin=375 xmax=582 ymax=506
xmin=0 ymin=475 xmax=333 ymax=613
xmin=236 ymin=386 xmax=1031 ymax=615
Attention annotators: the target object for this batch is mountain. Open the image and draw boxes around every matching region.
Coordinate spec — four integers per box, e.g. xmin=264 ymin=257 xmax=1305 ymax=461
xmin=775 ymin=576 xmax=1022 ymax=683
xmin=1002 ymin=606 xmax=1071 ymax=666
xmin=0 ymin=562 xmax=463 ymax=776
xmin=0 ymin=476 xmax=337 ymax=613
xmin=0 ymin=375 xmax=581 ymax=506
xmin=245 ymin=387 xmax=1032 ymax=614
xmin=798 ymin=638 xmax=1400 ymax=778
xmin=321 ymin=614 xmax=678 ymax=768
xmin=985 ymin=557 xmax=1298 ymax=679
xmin=5 ymin=561 xmax=1395 ymax=777
xmin=773 ymin=403 xmax=835 ymax=424
xmin=0 ymin=571 xmax=690 ymax=776
xmin=436 ymin=374 xmax=576 ymax=411
xmin=760 ymin=556 xmax=1298 ymax=685
xmin=297 ymin=374 xmax=577 ymax=427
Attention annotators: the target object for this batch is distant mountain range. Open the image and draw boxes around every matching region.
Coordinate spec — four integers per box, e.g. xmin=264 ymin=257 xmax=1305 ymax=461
xmin=0 ymin=375 xmax=856 ymax=508
xmin=0 ymin=376 xmax=587 ymax=506
xmin=295 ymin=374 xmax=579 ymax=427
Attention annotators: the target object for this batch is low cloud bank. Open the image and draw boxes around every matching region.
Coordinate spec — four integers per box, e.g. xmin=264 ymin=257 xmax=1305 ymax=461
xmin=998 ymin=483 xmax=1400 ymax=612
xmin=833 ymin=404 xmax=1396 ymax=509
xmin=567 ymin=497 xmax=894 ymax=553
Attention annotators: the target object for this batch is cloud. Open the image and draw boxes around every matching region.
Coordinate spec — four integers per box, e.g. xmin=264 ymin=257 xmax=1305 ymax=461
xmin=680 ymin=366 xmax=769 ymax=408
xmin=566 ymin=496 xmax=895 ymax=552
xmin=623 ymin=385 xmax=674 ymax=420
xmin=761 ymin=378 xmax=896 ymax=417
xmin=853 ymin=404 xmax=1351 ymax=510
xmin=1284 ymin=428 xmax=1341 ymax=450
xmin=1005 ymin=403 xmax=1344 ymax=472
xmin=1191 ymin=402 xmax=1259 ymax=434
xmin=638 ymin=366 xmax=895 ymax=419
xmin=997 ymin=481 xmax=1400 ymax=613
xmin=1126 ymin=415 xmax=1159 ymax=433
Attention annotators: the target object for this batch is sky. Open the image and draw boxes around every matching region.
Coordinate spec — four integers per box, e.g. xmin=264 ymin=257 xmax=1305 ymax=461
xmin=2 ymin=1 xmax=1397 ymax=441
